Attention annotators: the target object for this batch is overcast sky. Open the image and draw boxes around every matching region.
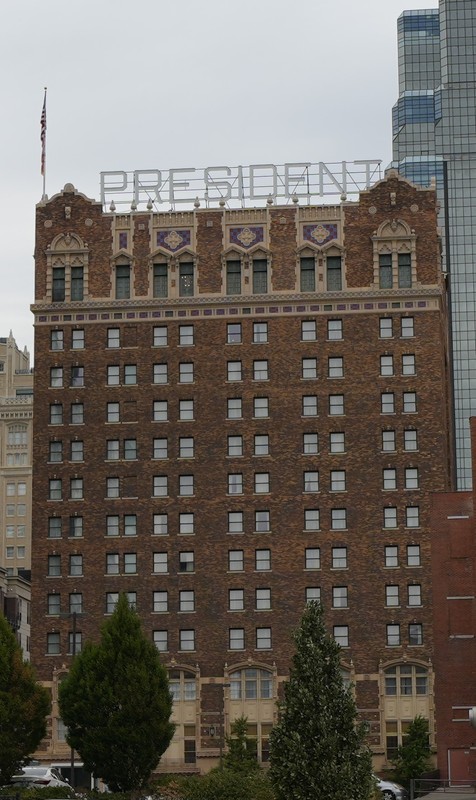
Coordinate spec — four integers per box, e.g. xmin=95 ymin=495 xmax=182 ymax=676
xmin=0 ymin=0 xmax=436 ymax=358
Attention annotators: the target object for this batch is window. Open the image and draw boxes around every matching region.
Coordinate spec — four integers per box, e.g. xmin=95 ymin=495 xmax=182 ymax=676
xmin=107 ymin=402 xmax=120 ymax=423
xmin=255 ymin=549 xmax=271 ymax=570
xmin=402 ymin=354 xmax=416 ymax=375
xmin=330 ymin=470 xmax=346 ymax=492
xmin=227 ymin=361 xmax=242 ymax=382
xmin=123 ymin=439 xmax=136 ymax=460
xmin=383 ymin=469 xmax=397 ymax=490
xmin=126 ymin=515 xmax=138 ymax=537
xmin=406 ymin=506 xmax=420 ymax=528
xmin=227 ymin=323 xmax=242 ymax=344
xmin=72 ymin=329 xmax=84 ymax=349
xmin=329 ymin=394 xmax=344 ymax=415
xmin=404 ymin=429 xmax=418 ymax=451
xmin=71 ymin=441 xmax=84 ymax=462
xmin=49 ymin=479 xmax=62 ymax=501
xmin=226 ymin=260 xmax=241 ymax=295
xmin=179 ymin=629 xmax=195 ymax=651
xmin=116 ymin=263 xmax=130 ymax=298
xmin=227 ymin=398 xmax=242 ymax=419
xmin=228 ymin=472 xmax=243 ymax=495
xmin=69 ymin=516 xmax=83 ymax=538
xmin=380 ymin=318 xmax=393 ymax=338
xmin=47 ymin=556 xmax=60 ymax=576
xmin=329 ymin=432 xmax=345 ymax=453
xmin=47 ymin=593 xmax=61 ymax=615
xmin=153 ymin=438 xmax=168 ymax=460
xmin=71 ymin=403 xmax=84 ymax=424
xmin=253 ymin=322 xmax=268 ymax=343
xmin=229 ymin=588 xmax=244 ymax=611
xmin=153 ymin=263 xmax=168 ymax=297
xmin=179 ymin=437 xmax=194 ymax=458
xmin=228 ymin=435 xmax=243 ymax=457
xmin=50 ymin=367 xmax=63 ymax=388
xmin=405 ymin=468 xmax=419 ymax=489
xmin=50 ymin=403 xmax=63 ymax=425
xmin=409 ymin=624 xmax=423 ymax=645
xmin=178 ymin=261 xmax=194 ymax=296
xmin=328 ymin=319 xmax=343 ymax=340
xmin=48 ymin=517 xmax=62 ymax=538
xmin=326 ymin=255 xmax=342 ymax=290
xmin=106 ymin=477 xmax=120 ymax=498
xmin=398 ymin=253 xmax=412 ymax=288
xmin=407 ymin=545 xmax=421 ymax=566
xmin=403 ymin=392 xmax=417 ymax=413
xmin=304 ymin=509 xmax=320 ymax=531
xmin=153 ymin=364 xmax=168 ymax=384
xmin=382 ymin=430 xmax=396 ymax=451
xmin=387 ymin=624 xmax=400 ymax=646
xmin=379 ymin=254 xmax=393 ymax=288
xmin=153 ymin=514 xmax=168 ymax=535
xmin=303 ymin=433 xmax=318 ymax=454
xmin=304 ymin=471 xmax=319 ymax=493
xmin=123 ymin=553 xmax=137 ymax=574
xmin=332 ymin=586 xmax=348 ymax=608
xmin=401 ymin=317 xmax=414 ymax=338
xmin=179 ymin=551 xmax=194 ymax=572
xmin=106 ymin=440 xmax=120 ymax=460
xmin=228 ymin=511 xmax=244 ymax=533
xmin=106 ymin=592 xmax=119 ymax=613
xmin=386 ymin=585 xmax=399 ymax=606
xmin=179 ymin=475 xmax=194 ymax=496
xmin=107 ymin=328 xmax=120 ymax=348
xmin=69 ymin=592 xmax=83 ymax=614
xmin=153 ymin=552 xmax=168 ymax=573
xmin=51 ymin=330 xmax=64 ymax=350
xmin=69 ymin=554 xmax=83 ymax=576
xmin=107 ymin=366 xmax=120 ymax=385
xmin=328 ymin=357 xmax=344 ymax=378
xmin=179 ymin=362 xmax=194 ymax=384
xmin=153 ymin=326 xmax=168 ymax=347
xmin=153 ymin=476 xmax=168 ymax=497
xmin=380 ymin=355 xmax=394 ymax=376
xmin=153 ymin=630 xmax=168 ymax=652
xmin=52 ymin=267 xmax=65 ymax=301
xmin=124 ymin=365 xmax=137 ymax=385
xmin=301 ymin=320 xmax=317 ymax=341
xmin=332 ymin=547 xmax=347 ymax=569
xmin=300 ymin=257 xmax=315 ymax=292
xmin=6 ymin=546 xmax=14 ymax=558
xmin=254 ymin=510 xmax=269 ymax=532
xmin=106 ymin=515 xmax=119 ymax=536
xmin=384 ymin=507 xmax=398 ymax=528
xmin=254 ymin=397 xmax=269 ymax=418
xmin=179 ymin=325 xmax=194 ymax=346
xmin=47 ymin=632 xmax=61 ymax=654
xmin=381 ymin=393 xmax=395 ymax=414
xmin=229 ymin=667 xmax=272 ymax=700
xmin=408 ymin=584 xmax=422 ymax=606
xmin=179 ymin=513 xmax=194 ymax=534
xmin=49 ymin=441 xmax=63 ymax=463
xmin=333 ymin=626 xmax=349 ymax=647
xmin=384 ymin=664 xmax=428 ymax=697
xmin=229 ymin=550 xmax=244 ymax=571
xmin=302 ymin=358 xmax=317 ymax=380
xmin=229 ymin=628 xmax=245 ymax=650
xmin=253 ymin=258 xmax=268 ymax=293
xmin=70 ymin=478 xmax=83 ymax=500
xmin=106 ymin=553 xmax=119 ymax=574
xmin=306 ymin=587 xmax=321 ymax=604
xmin=253 ymin=360 xmax=269 ymax=381
xmin=153 ymin=591 xmax=168 ymax=613
xmin=302 ymin=395 xmax=318 ymax=416
xmin=153 ymin=401 xmax=168 ymax=422
xmin=256 ymin=627 xmax=271 ymax=649
xmin=305 ymin=547 xmax=320 ymax=569
xmin=255 ymin=473 xmax=270 ymax=493
xmin=71 ymin=266 xmax=84 ymax=300
xmin=179 ymin=400 xmax=194 ymax=421
xmin=385 ymin=545 xmax=399 ymax=567
xmin=331 ymin=508 xmax=347 ymax=529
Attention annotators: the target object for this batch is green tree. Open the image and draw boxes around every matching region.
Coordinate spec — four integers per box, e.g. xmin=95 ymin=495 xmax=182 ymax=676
xmin=223 ymin=715 xmax=260 ymax=773
xmin=269 ymin=601 xmax=372 ymax=800
xmin=392 ymin=716 xmax=432 ymax=789
xmin=59 ymin=594 xmax=174 ymax=791
xmin=0 ymin=612 xmax=50 ymax=785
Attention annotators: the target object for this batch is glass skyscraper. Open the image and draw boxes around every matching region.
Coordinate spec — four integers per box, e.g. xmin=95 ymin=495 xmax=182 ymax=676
xmin=392 ymin=1 xmax=476 ymax=488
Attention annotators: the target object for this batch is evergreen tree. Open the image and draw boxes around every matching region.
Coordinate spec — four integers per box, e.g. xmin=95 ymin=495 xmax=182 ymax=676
xmin=392 ymin=716 xmax=432 ymax=789
xmin=59 ymin=594 xmax=174 ymax=791
xmin=0 ymin=612 xmax=50 ymax=785
xmin=269 ymin=602 xmax=372 ymax=800
xmin=223 ymin=715 xmax=260 ymax=773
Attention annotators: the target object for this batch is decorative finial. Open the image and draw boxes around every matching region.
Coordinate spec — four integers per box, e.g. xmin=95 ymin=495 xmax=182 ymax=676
xmin=109 ymin=200 xmax=116 ymax=212
xmin=146 ymin=198 xmax=153 ymax=211
xmin=292 ymin=194 xmax=299 ymax=204
xmin=267 ymin=194 xmax=274 ymax=206
xmin=131 ymin=199 xmax=137 ymax=211
xmin=219 ymin=198 xmax=226 ymax=207
xmin=194 ymin=197 xmax=200 ymax=208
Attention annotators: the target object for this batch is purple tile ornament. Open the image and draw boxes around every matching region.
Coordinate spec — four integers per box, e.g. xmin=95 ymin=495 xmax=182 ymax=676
xmin=156 ymin=229 xmax=191 ymax=252
xmin=303 ymin=223 xmax=337 ymax=246
xmin=119 ymin=232 xmax=128 ymax=250
xmin=229 ymin=226 xmax=264 ymax=248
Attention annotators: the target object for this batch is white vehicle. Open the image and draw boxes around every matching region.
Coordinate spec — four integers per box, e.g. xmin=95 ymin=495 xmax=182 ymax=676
xmin=11 ymin=766 xmax=71 ymax=789
xmin=375 ymin=775 xmax=409 ymax=800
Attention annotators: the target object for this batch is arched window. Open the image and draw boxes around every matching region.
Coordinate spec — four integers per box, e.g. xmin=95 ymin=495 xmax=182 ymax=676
xmin=373 ymin=220 xmax=416 ymax=290
xmin=169 ymin=668 xmax=197 ymax=702
xmin=229 ymin=667 xmax=273 ymax=699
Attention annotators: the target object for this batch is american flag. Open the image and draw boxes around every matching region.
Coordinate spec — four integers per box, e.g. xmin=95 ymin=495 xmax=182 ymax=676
xmin=40 ymin=89 xmax=47 ymax=177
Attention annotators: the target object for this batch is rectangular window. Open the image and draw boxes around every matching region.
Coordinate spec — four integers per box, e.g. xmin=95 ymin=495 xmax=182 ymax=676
xmin=179 ymin=325 xmax=194 ymax=346
xmin=179 ymin=474 xmax=194 ymax=496
xmin=386 ymin=585 xmax=399 ymax=606
xmin=385 ymin=546 xmax=399 ymax=567
xmin=228 ymin=435 xmax=243 ymax=457
xmin=179 ymin=437 xmax=194 ymax=458
xmin=124 ymin=439 xmax=137 ymax=460
xmin=303 ymin=432 xmax=318 ymax=454
xmin=305 ymin=547 xmax=320 ymax=569
xmin=179 ymin=551 xmax=195 ymax=572
xmin=153 ymin=476 xmax=168 ymax=497
xmin=107 ymin=366 xmax=120 ymax=386
xmin=69 ymin=516 xmax=83 ymax=538
xmin=229 ymin=628 xmax=245 ymax=650
xmin=50 ymin=367 xmax=63 ymax=388
xmin=153 ymin=438 xmax=168 ymax=459
xmin=401 ymin=317 xmax=414 ymax=338
xmin=153 ymin=552 xmax=168 ymax=573
xmin=333 ymin=626 xmax=349 ymax=647
xmin=406 ymin=506 xmax=420 ymax=528
xmin=383 ymin=469 xmax=397 ymax=490
xmin=332 ymin=586 xmax=348 ymax=608
xmin=179 ymin=513 xmax=194 ymax=534
xmin=379 ymin=254 xmax=393 ymax=288
xmin=253 ymin=360 xmax=269 ymax=381
xmin=302 ymin=357 xmax=317 ymax=380
xmin=384 ymin=507 xmax=398 ymax=528
xmin=409 ymin=624 xmax=423 ymax=645
xmin=306 ymin=587 xmax=321 ymax=603
xmin=116 ymin=264 xmax=130 ymax=299
xmin=300 ymin=257 xmax=315 ymax=292
xmin=304 ymin=471 xmax=319 ymax=493
xmin=180 ymin=590 xmax=195 ymax=612
xmin=47 ymin=554 xmax=61 ymax=576
xmin=106 ymin=515 xmax=119 ymax=536
xmin=153 ymin=514 xmax=168 ymax=535
xmin=69 ymin=554 xmax=83 ymax=576
xmin=229 ymin=588 xmax=244 ymax=611
xmin=328 ymin=357 xmax=344 ymax=378
xmin=125 ymin=515 xmax=138 ymax=536
xmin=49 ymin=479 xmax=62 ymax=500
xmin=69 ymin=592 xmax=83 ymax=614
xmin=107 ymin=402 xmax=120 ymax=423
xmin=47 ymin=593 xmax=61 ymax=615
xmin=402 ymin=354 xmax=416 ymax=375
xmin=70 ymin=441 xmax=84 ymax=462
xmin=52 ymin=267 xmax=65 ymax=302
xmin=106 ymin=477 xmax=120 ymax=498
xmin=179 ymin=362 xmax=194 ymax=383
xmin=179 ymin=400 xmax=194 ymax=421
xmin=329 ymin=394 xmax=344 ymax=415
xmin=326 ymin=256 xmax=342 ymax=291
xmin=387 ymin=624 xmax=400 ymax=646
xmin=227 ymin=398 xmax=242 ymax=419
xmin=255 ymin=549 xmax=271 ymax=570
xmin=407 ymin=545 xmax=420 ymax=566
xmin=398 ymin=253 xmax=412 ymax=288
xmin=331 ymin=508 xmax=347 ymax=529
xmin=51 ymin=329 xmax=64 ymax=350
xmin=49 ymin=441 xmax=63 ymax=463
xmin=380 ymin=355 xmax=394 ymax=376
xmin=153 ymin=591 xmax=168 ymax=613
xmin=124 ymin=365 xmax=137 ymax=385
xmin=153 ymin=326 xmax=168 ymax=347
xmin=405 ymin=468 xmax=419 ymax=489
xmin=403 ymin=392 xmax=417 ymax=413
xmin=302 ymin=395 xmax=318 ymax=416
xmin=179 ymin=629 xmax=195 ymax=651
xmin=253 ymin=397 xmax=269 ymax=418
xmin=254 ymin=472 xmax=270 ymax=493
xmin=228 ymin=511 xmax=244 ymax=533
xmin=228 ymin=473 xmax=243 ymax=495
xmin=301 ymin=320 xmax=316 ymax=341
xmin=304 ymin=509 xmax=320 ymax=531
xmin=380 ymin=318 xmax=393 ymax=338
xmin=253 ymin=322 xmax=268 ymax=343
xmin=332 ymin=547 xmax=347 ymax=569
xmin=330 ymin=470 xmax=346 ymax=492
xmin=50 ymin=403 xmax=63 ymax=425
xmin=106 ymin=553 xmax=119 ymax=574
xmin=382 ymin=430 xmax=396 ymax=451
xmin=106 ymin=592 xmax=119 ymax=614
xmin=153 ymin=363 xmax=168 ymax=384
xmin=48 ymin=517 xmax=62 ymax=538
xmin=253 ymin=259 xmax=268 ymax=293
xmin=72 ymin=329 xmax=84 ymax=349
xmin=47 ymin=632 xmax=61 ymax=654
xmin=226 ymin=260 xmax=241 ymax=295
xmin=404 ymin=429 xmax=418 ymax=451
xmin=70 ymin=402 xmax=83 ymax=425
xmin=153 ymin=401 xmax=168 ymax=422
xmin=71 ymin=266 xmax=84 ymax=300
xmin=329 ymin=432 xmax=345 ymax=453
xmin=327 ymin=319 xmax=343 ymax=340
xmin=227 ymin=323 xmax=242 ymax=344
xmin=229 ymin=550 xmax=244 ymax=571
xmin=381 ymin=393 xmax=395 ymax=414
xmin=107 ymin=328 xmax=120 ymax=348
xmin=153 ymin=263 xmax=168 ymax=297
xmin=154 ymin=630 xmax=168 ymax=652
xmin=106 ymin=440 xmax=120 ymax=460
xmin=256 ymin=627 xmax=271 ymax=649
xmin=408 ymin=584 xmax=422 ymax=606
xmin=227 ymin=361 xmax=242 ymax=382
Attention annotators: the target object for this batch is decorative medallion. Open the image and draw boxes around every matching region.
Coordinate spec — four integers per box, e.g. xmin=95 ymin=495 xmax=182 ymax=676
xmin=368 ymin=206 xmax=377 ymax=215
xmin=303 ymin=224 xmax=337 ymax=246
xmin=229 ymin=226 xmax=264 ymax=249
xmin=410 ymin=204 xmax=419 ymax=214
xmin=156 ymin=229 xmax=191 ymax=252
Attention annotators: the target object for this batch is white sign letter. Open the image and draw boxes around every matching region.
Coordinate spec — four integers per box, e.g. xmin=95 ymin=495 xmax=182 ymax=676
xmin=205 ymin=166 xmax=232 ymax=201
xmin=100 ymin=171 xmax=127 ymax=204
xmin=284 ymin=163 xmax=312 ymax=197
xmin=169 ymin=168 xmax=196 ymax=204
xmin=133 ymin=170 xmax=163 ymax=204
xmin=249 ymin=164 xmax=278 ymax=200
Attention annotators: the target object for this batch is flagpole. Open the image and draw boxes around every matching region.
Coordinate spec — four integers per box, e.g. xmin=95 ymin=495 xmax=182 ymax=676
xmin=41 ymin=87 xmax=47 ymax=199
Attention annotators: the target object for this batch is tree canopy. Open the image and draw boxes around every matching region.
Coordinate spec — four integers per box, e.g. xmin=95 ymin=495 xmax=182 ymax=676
xmin=269 ymin=601 xmax=373 ymax=800
xmin=223 ymin=715 xmax=260 ymax=774
xmin=0 ymin=612 xmax=50 ymax=785
xmin=59 ymin=594 xmax=174 ymax=791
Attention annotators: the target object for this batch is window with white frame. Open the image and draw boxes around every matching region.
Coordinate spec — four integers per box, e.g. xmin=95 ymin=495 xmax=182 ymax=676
xmin=379 ymin=318 xmax=393 ymax=338
xmin=253 ymin=322 xmax=268 ymax=343
xmin=327 ymin=319 xmax=343 ymax=340
xmin=301 ymin=320 xmax=317 ymax=341
xmin=384 ymin=507 xmax=398 ymax=528
xmin=305 ymin=547 xmax=320 ymax=569
xmin=255 ymin=473 xmax=270 ymax=493
xmin=179 ymin=362 xmax=194 ymax=383
xmin=153 ymin=514 xmax=168 ymax=535
xmin=303 ymin=432 xmax=319 ymax=454
xmin=255 ymin=510 xmax=270 ymax=532
xmin=228 ymin=550 xmax=244 ymax=571
xmin=228 ymin=474 xmax=243 ymax=495
xmin=179 ymin=400 xmax=194 ymax=421
xmin=302 ymin=358 xmax=317 ymax=379
xmin=153 ymin=326 xmax=168 ymax=347
xmin=386 ymin=585 xmax=400 ymax=606
xmin=229 ymin=588 xmax=244 ymax=611
xmin=382 ymin=430 xmax=396 ymax=451
xmin=329 ymin=394 xmax=344 ymax=415
xmin=383 ymin=469 xmax=397 ymax=490
xmin=331 ymin=508 xmax=347 ymax=529
xmin=254 ymin=397 xmax=269 ymax=418
xmin=332 ymin=547 xmax=347 ymax=569
xmin=302 ymin=395 xmax=318 ymax=416
xmin=406 ymin=506 xmax=420 ymax=527
xmin=333 ymin=626 xmax=349 ymax=647
xmin=227 ymin=361 xmax=242 ymax=382
xmin=385 ymin=545 xmax=399 ymax=567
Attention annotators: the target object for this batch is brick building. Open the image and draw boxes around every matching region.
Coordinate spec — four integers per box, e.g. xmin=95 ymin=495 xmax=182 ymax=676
xmin=431 ymin=417 xmax=476 ymax=783
xmin=31 ymin=171 xmax=452 ymax=773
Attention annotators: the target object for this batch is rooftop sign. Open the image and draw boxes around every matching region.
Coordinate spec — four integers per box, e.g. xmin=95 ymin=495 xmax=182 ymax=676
xmin=100 ymin=160 xmax=382 ymax=210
